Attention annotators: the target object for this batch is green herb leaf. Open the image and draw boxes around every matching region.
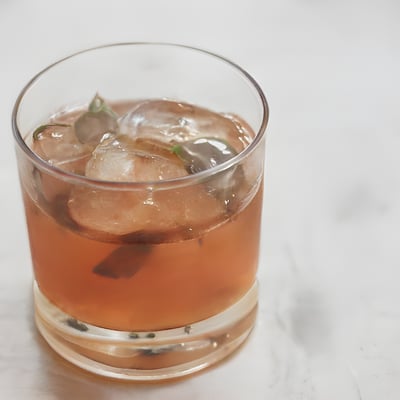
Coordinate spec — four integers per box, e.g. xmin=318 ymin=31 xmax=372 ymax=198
xmin=170 ymin=144 xmax=182 ymax=156
xmin=88 ymin=93 xmax=117 ymax=118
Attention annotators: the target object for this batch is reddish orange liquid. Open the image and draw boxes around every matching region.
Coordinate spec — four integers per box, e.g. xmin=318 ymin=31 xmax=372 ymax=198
xmin=24 ymin=184 xmax=263 ymax=331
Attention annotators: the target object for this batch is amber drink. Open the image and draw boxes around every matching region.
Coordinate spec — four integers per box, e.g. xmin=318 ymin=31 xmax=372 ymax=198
xmin=13 ymin=43 xmax=268 ymax=380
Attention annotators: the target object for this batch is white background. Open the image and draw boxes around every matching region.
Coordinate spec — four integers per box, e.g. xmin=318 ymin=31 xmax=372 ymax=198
xmin=1 ymin=0 xmax=400 ymax=398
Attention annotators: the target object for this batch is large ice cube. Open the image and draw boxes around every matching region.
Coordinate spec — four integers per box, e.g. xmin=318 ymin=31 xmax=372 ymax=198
xmin=118 ymin=99 xmax=252 ymax=151
xmin=32 ymin=123 xmax=91 ymax=174
xmin=68 ymin=182 xmax=226 ymax=243
xmin=69 ymin=134 xmax=227 ymax=241
xmin=85 ymin=134 xmax=187 ymax=182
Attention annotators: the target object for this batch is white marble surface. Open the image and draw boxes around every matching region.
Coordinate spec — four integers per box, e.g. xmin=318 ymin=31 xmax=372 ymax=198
xmin=1 ymin=0 xmax=400 ymax=398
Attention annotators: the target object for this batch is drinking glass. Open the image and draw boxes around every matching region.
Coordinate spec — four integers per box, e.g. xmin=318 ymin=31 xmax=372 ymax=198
xmin=12 ymin=43 xmax=268 ymax=380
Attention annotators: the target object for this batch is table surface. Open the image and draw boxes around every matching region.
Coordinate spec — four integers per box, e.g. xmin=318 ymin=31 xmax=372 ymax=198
xmin=1 ymin=0 xmax=400 ymax=398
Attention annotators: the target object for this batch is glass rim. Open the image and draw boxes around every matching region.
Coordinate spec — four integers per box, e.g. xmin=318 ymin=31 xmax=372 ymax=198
xmin=12 ymin=42 xmax=269 ymax=190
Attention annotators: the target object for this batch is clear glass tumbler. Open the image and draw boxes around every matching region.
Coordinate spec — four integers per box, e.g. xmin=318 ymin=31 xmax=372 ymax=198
xmin=12 ymin=43 xmax=268 ymax=380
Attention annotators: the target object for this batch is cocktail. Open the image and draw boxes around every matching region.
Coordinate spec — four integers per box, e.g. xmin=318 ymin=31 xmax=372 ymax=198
xmin=12 ymin=43 xmax=268 ymax=380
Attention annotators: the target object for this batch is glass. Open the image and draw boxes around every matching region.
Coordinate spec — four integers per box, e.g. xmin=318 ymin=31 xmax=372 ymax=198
xmin=12 ymin=43 xmax=268 ymax=381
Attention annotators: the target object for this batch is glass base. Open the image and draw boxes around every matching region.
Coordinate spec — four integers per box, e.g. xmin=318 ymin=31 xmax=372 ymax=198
xmin=33 ymin=282 xmax=258 ymax=381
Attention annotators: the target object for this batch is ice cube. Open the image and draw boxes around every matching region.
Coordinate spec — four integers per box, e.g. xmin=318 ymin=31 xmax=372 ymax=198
xmin=118 ymin=100 xmax=193 ymax=142
xmin=74 ymin=94 xmax=118 ymax=144
xmin=74 ymin=111 xmax=117 ymax=144
xmin=67 ymin=182 xmax=226 ymax=242
xmin=85 ymin=135 xmax=187 ymax=182
xmin=118 ymin=100 xmax=251 ymax=151
xmin=172 ymin=137 xmax=238 ymax=174
xmin=32 ymin=123 xmax=91 ymax=174
xmin=172 ymin=137 xmax=247 ymax=213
